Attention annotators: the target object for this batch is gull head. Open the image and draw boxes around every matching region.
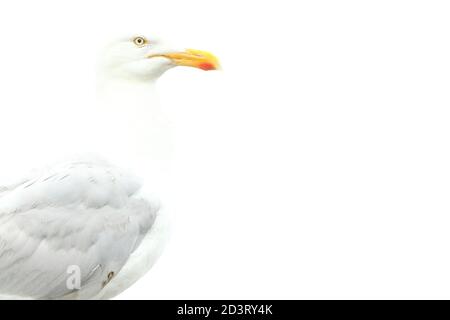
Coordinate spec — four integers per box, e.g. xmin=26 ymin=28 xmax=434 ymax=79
xmin=98 ymin=34 xmax=220 ymax=82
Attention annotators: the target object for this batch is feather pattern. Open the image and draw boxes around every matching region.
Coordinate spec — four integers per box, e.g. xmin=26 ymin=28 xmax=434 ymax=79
xmin=0 ymin=158 xmax=159 ymax=299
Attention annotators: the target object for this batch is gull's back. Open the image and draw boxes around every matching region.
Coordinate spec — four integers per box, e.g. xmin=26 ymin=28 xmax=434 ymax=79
xmin=0 ymin=158 xmax=160 ymax=299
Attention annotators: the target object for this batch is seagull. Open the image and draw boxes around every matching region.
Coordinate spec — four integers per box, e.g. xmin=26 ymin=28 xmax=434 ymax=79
xmin=0 ymin=34 xmax=220 ymax=299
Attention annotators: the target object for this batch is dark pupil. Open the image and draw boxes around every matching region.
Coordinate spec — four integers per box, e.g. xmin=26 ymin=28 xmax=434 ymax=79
xmin=137 ymin=39 xmax=142 ymax=44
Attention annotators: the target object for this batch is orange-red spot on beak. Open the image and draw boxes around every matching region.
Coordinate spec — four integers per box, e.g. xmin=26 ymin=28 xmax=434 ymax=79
xmin=198 ymin=62 xmax=216 ymax=71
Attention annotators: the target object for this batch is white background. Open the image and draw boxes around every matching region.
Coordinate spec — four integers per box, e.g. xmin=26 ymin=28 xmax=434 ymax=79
xmin=0 ymin=0 xmax=449 ymax=299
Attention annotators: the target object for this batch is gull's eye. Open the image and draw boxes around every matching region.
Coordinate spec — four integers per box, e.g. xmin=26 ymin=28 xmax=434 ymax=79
xmin=133 ymin=36 xmax=147 ymax=47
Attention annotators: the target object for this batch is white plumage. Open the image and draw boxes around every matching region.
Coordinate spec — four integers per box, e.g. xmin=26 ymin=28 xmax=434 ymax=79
xmin=0 ymin=158 xmax=160 ymax=299
xmin=0 ymin=34 xmax=219 ymax=299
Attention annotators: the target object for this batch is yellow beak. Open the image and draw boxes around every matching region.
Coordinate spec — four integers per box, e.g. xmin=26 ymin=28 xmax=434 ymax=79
xmin=151 ymin=49 xmax=220 ymax=71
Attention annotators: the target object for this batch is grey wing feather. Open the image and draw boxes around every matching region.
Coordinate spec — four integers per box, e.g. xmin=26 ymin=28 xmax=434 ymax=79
xmin=0 ymin=159 xmax=158 ymax=299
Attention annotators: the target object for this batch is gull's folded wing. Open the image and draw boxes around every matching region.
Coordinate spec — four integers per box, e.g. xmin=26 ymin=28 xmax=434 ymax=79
xmin=0 ymin=159 xmax=158 ymax=299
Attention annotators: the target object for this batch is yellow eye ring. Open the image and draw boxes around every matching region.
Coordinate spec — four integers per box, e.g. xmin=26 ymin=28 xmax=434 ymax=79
xmin=133 ymin=36 xmax=147 ymax=47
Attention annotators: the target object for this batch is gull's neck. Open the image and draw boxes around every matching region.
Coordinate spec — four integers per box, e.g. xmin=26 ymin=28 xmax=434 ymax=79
xmin=97 ymin=77 xmax=158 ymax=105
xmin=93 ymin=77 xmax=174 ymax=188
